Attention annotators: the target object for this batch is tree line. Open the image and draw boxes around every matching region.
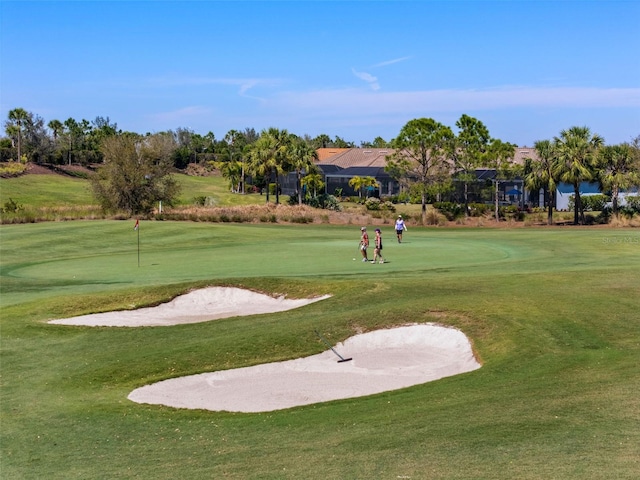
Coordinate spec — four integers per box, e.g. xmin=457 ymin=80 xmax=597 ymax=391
xmin=1 ymin=107 xmax=360 ymax=167
xmin=386 ymin=116 xmax=640 ymax=225
xmin=3 ymin=107 xmax=639 ymax=224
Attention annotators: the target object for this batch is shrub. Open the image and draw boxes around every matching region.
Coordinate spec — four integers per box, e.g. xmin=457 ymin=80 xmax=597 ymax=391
xmin=0 ymin=162 xmax=28 ymax=177
xmin=434 ymin=202 xmax=465 ymax=221
xmin=425 ymin=209 xmax=446 ymax=226
xmin=307 ymin=194 xmax=341 ymax=211
xmin=624 ymin=196 xmax=640 ymax=214
xmin=582 ymin=194 xmax=608 ymax=212
xmin=569 ymin=194 xmax=608 ymax=212
xmin=501 ymin=205 xmax=525 ymax=221
xmin=365 ymin=197 xmax=381 ymax=211
xmin=381 ymin=201 xmax=396 ymax=212
xmin=468 ymin=203 xmax=492 ymax=217
xmin=2 ymin=198 xmax=23 ymax=213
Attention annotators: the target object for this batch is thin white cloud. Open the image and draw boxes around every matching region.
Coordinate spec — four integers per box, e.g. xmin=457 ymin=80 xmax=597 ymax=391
xmin=271 ymin=86 xmax=640 ymax=116
xmin=372 ymin=56 xmax=412 ymax=68
xmin=143 ymin=75 xmax=283 ymax=99
xmin=351 ymin=68 xmax=380 ymax=91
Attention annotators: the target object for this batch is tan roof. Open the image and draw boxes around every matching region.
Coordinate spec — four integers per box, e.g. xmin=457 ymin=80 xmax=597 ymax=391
xmin=317 ymin=147 xmax=539 ymax=168
xmin=316 ymin=148 xmax=350 ymax=162
xmin=513 ymin=147 xmax=539 ymax=165
xmin=317 ymin=148 xmax=396 ymax=168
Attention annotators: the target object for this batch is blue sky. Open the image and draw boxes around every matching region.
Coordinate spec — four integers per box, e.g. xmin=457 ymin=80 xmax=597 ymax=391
xmin=1 ymin=0 xmax=639 ymax=147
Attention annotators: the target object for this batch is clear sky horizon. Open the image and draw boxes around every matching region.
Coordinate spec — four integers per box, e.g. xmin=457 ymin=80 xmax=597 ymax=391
xmin=2 ymin=0 xmax=639 ymax=147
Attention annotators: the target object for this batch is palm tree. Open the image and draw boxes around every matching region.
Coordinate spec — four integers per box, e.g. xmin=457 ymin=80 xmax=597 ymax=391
xmin=47 ymin=119 xmax=64 ymax=140
xmin=301 ymin=172 xmax=324 ymax=197
xmin=348 ymin=175 xmax=377 ymax=199
xmin=224 ymin=129 xmax=245 ymax=193
xmin=554 ymin=126 xmax=604 ymax=225
xmin=348 ymin=176 xmax=366 ymax=199
xmin=289 ymin=136 xmax=319 ymax=205
xmin=524 ymin=139 xmax=558 ymax=225
xmin=215 ymin=159 xmax=242 ymax=193
xmin=248 ymin=137 xmax=276 ymax=203
xmin=7 ymin=108 xmax=29 ymax=161
xmin=247 ymin=128 xmax=290 ymax=204
xmin=597 ymin=143 xmax=640 ymax=216
xmin=268 ymin=128 xmax=292 ymax=205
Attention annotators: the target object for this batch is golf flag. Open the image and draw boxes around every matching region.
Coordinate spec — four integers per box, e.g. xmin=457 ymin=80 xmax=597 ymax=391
xmin=134 ymin=219 xmax=139 ymax=230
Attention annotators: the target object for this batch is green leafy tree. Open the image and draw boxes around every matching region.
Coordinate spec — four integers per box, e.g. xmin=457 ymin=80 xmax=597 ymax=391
xmin=388 ymin=118 xmax=454 ymax=223
xmin=372 ymin=136 xmax=390 ymax=148
xmin=483 ymin=139 xmax=517 ymax=221
xmin=449 ymin=114 xmax=491 ymax=216
xmin=90 ymin=133 xmax=180 ymax=215
xmin=524 ymin=139 xmax=558 ymax=225
xmin=553 ymin=126 xmax=604 ymax=225
xmin=597 ymin=143 xmax=640 ymax=215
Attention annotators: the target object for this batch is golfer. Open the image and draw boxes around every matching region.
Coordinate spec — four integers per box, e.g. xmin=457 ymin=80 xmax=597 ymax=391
xmin=395 ymin=215 xmax=407 ymax=243
xmin=359 ymin=227 xmax=370 ymax=262
xmin=372 ymin=228 xmax=385 ymax=264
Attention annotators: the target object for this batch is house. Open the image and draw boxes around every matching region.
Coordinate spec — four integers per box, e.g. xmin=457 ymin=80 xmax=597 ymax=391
xmin=315 ymin=148 xmax=398 ymax=196
xmin=314 ymin=147 xmax=531 ymax=203
xmin=285 ymin=146 xmax=634 ymax=210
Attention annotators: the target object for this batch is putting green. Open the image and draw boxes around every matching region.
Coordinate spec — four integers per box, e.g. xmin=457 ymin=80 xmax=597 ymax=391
xmin=1 ymin=221 xmax=545 ymax=308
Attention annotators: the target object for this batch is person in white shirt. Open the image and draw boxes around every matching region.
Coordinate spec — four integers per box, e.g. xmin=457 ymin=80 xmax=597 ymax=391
xmin=394 ymin=215 xmax=407 ymax=243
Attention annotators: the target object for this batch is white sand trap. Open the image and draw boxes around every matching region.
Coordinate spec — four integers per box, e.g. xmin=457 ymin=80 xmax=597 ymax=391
xmin=48 ymin=287 xmax=331 ymax=327
xmin=128 ymin=324 xmax=481 ymax=412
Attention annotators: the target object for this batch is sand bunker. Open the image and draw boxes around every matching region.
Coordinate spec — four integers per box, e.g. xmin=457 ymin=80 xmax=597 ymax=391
xmin=48 ymin=287 xmax=480 ymax=411
xmin=48 ymin=287 xmax=331 ymax=327
xmin=128 ymin=324 xmax=481 ymax=412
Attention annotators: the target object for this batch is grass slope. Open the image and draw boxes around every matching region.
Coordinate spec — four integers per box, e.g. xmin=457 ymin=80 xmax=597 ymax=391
xmin=1 ymin=222 xmax=639 ymax=479
xmin=0 ymin=171 xmax=268 ymax=210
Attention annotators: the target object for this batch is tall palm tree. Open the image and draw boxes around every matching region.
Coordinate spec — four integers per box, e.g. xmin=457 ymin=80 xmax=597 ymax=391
xmin=289 ymin=136 xmax=319 ymax=205
xmin=7 ymin=108 xmax=29 ymax=161
xmin=269 ymin=128 xmax=293 ymax=205
xmin=597 ymin=143 xmax=640 ymax=215
xmin=224 ymin=129 xmax=245 ymax=193
xmin=47 ymin=119 xmax=64 ymax=140
xmin=554 ymin=126 xmax=604 ymax=225
xmin=248 ymin=137 xmax=276 ymax=203
xmin=524 ymin=139 xmax=557 ymax=225
xmin=247 ymin=128 xmax=290 ymax=204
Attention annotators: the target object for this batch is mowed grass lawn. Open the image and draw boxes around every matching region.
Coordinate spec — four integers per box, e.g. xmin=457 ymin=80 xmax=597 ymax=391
xmin=1 ymin=221 xmax=639 ymax=479
xmin=0 ymin=172 xmax=273 ymax=209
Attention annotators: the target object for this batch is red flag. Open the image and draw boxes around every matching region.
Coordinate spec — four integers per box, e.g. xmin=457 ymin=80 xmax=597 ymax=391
xmin=134 ymin=219 xmax=139 ymax=230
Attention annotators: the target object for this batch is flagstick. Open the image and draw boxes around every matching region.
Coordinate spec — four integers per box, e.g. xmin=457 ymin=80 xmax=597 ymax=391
xmin=137 ymin=224 xmax=140 ymax=267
